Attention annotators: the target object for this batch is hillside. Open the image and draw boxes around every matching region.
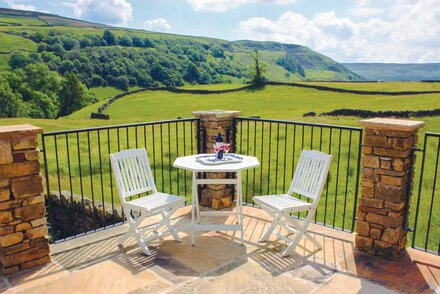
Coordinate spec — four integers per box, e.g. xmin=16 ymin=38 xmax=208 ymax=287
xmin=0 ymin=7 xmax=363 ymax=85
xmin=343 ymin=63 xmax=440 ymax=81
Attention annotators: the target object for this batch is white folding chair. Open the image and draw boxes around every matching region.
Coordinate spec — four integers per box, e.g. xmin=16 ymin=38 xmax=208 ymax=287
xmin=253 ymin=150 xmax=332 ymax=257
xmin=110 ymin=148 xmax=185 ymax=255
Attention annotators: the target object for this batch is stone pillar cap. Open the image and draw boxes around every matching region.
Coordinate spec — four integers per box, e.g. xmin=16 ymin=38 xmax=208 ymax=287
xmin=0 ymin=124 xmax=43 ymax=139
xmin=193 ymin=110 xmax=241 ymax=118
xmin=360 ymin=118 xmax=425 ymax=132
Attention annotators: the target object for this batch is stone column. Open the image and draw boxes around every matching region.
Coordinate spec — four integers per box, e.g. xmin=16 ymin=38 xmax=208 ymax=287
xmin=193 ymin=110 xmax=241 ymax=209
xmin=0 ymin=124 xmax=50 ymax=275
xmin=355 ymin=118 xmax=424 ymax=260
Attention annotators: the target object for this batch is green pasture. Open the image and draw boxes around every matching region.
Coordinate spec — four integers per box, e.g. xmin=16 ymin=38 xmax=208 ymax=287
xmin=0 ymin=31 xmax=37 ymax=52
xmin=0 ymin=83 xmax=438 ymax=250
xmin=0 ymin=15 xmax=46 ymax=26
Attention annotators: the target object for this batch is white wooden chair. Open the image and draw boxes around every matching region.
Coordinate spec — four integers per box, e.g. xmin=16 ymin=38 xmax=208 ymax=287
xmin=110 ymin=148 xmax=185 ymax=255
xmin=253 ymin=150 xmax=332 ymax=257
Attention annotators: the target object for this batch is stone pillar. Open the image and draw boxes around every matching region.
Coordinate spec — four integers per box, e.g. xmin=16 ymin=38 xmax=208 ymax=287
xmin=193 ymin=110 xmax=241 ymax=209
xmin=355 ymin=118 xmax=424 ymax=260
xmin=0 ymin=124 xmax=50 ymax=275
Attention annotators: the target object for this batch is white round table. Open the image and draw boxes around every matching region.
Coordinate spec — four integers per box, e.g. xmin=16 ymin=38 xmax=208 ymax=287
xmin=173 ymin=154 xmax=260 ymax=245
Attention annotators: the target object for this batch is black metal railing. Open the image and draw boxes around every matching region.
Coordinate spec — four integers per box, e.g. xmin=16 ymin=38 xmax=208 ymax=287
xmin=408 ymin=132 xmax=440 ymax=255
xmin=233 ymin=117 xmax=363 ymax=232
xmin=41 ymin=118 xmax=201 ymax=242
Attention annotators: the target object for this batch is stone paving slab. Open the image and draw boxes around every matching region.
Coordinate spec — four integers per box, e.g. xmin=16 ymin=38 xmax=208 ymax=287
xmin=0 ymin=206 xmax=438 ymax=294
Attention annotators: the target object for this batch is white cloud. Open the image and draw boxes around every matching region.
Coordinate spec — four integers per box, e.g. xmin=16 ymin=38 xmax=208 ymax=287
xmin=71 ymin=0 xmax=132 ymax=26
xmin=238 ymin=0 xmax=440 ymax=63
xmin=350 ymin=0 xmax=383 ymax=18
xmin=3 ymin=0 xmax=36 ymax=11
xmin=144 ymin=18 xmax=171 ymax=32
xmin=187 ymin=0 xmax=296 ymax=12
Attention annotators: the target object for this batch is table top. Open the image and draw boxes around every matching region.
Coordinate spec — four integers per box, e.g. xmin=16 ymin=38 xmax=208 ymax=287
xmin=173 ymin=154 xmax=260 ymax=172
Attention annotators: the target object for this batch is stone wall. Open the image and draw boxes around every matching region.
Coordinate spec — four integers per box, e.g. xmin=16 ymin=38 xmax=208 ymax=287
xmin=193 ymin=110 xmax=241 ymax=209
xmin=0 ymin=125 xmax=50 ymax=275
xmin=46 ymin=193 xmax=123 ymax=240
xmin=355 ymin=118 xmax=425 ymax=260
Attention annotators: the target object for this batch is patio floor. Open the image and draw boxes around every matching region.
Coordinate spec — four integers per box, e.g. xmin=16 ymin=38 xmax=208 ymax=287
xmin=1 ymin=206 xmax=439 ymax=294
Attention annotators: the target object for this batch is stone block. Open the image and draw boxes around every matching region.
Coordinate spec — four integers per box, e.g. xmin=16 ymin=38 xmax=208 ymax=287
xmin=14 ymin=203 xmax=45 ymax=221
xmin=11 ymin=174 xmax=43 ymax=198
xmin=20 ymin=254 xmax=50 ymax=270
xmin=0 ymin=232 xmax=23 ymax=247
xmin=0 ymin=188 xmax=10 ymax=202
xmin=0 ymin=178 xmax=8 ymax=188
xmin=13 ymin=152 xmax=26 ymax=163
xmin=370 ymin=223 xmax=384 ymax=230
xmin=0 ymin=161 xmax=40 ymax=179
xmin=0 ymin=199 xmax=22 ymax=211
xmin=362 ymin=168 xmax=379 ymax=183
xmin=16 ymin=222 xmax=31 ymax=231
xmin=30 ymin=236 xmax=48 ymax=247
xmin=201 ymin=189 xmax=228 ymax=200
xmin=23 ymin=194 xmax=45 ymax=206
xmin=360 ymin=197 xmax=383 ymax=208
xmin=361 ymin=186 xmax=374 ymax=198
xmin=2 ymin=242 xmax=30 ymax=255
xmin=374 ymin=240 xmax=397 ymax=260
xmin=0 ymin=139 xmax=13 ymax=164
xmin=356 ymin=221 xmax=370 ymax=236
xmin=357 ymin=210 xmax=366 ymax=221
xmin=2 ymin=265 xmax=19 ymax=275
xmin=384 ymin=201 xmax=405 ymax=211
xmin=207 ymin=172 xmax=227 ymax=179
xmin=355 ymin=235 xmax=373 ymax=249
xmin=361 ymin=180 xmax=374 ymax=188
xmin=392 ymin=158 xmax=410 ymax=172
xmin=380 ymin=157 xmax=392 ymax=170
xmin=0 ymin=226 xmax=14 ymax=236
xmin=388 ymin=211 xmax=403 ymax=218
xmin=373 ymin=147 xmax=411 ymax=158
xmin=11 ymin=135 xmax=38 ymax=150
xmin=381 ymin=227 xmax=402 ymax=245
xmin=364 ymin=135 xmax=387 ymax=147
xmin=362 ymin=155 xmax=380 ymax=168
xmin=359 ymin=205 xmax=388 ymax=215
xmin=25 ymin=226 xmax=48 ymax=240
xmin=375 ymin=183 xmax=406 ymax=202
xmin=30 ymin=218 xmax=46 ymax=227
xmin=24 ymin=149 xmax=39 ymax=161
xmin=211 ymin=196 xmax=233 ymax=210
xmin=0 ymin=211 xmax=13 ymax=224
xmin=370 ymin=228 xmax=382 ymax=240
xmin=390 ymin=137 xmax=413 ymax=150
xmin=365 ymin=213 xmax=403 ymax=228
xmin=363 ymin=146 xmax=372 ymax=155
xmin=206 ymin=184 xmax=227 ymax=191
xmin=0 ymin=244 xmax=49 ymax=267
xmin=381 ymin=175 xmax=407 ymax=186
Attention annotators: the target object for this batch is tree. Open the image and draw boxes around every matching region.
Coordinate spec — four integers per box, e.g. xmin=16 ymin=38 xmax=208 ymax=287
xmin=103 ymin=30 xmax=117 ymax=46
xmin=9 ymin=52 xmax=30 ymax=69
xmin=184 ymin=62 xmax=201 ymax=83
xmin=118 ymin=35 xmax=133 ymax=47
xmin=59 ymin=72 xmax=97 ymax=116
xmin=0 ymin=81 xmax=26 ymax=117
xmin=249 ymin=50 xmax=267 ymax=85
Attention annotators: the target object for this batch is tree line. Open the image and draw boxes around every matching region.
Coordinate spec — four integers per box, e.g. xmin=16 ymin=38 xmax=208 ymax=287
xmin=11 ymin=30 xmax=247 ymax=90
xmin=0 ymin=63 xmax=96 ymax=118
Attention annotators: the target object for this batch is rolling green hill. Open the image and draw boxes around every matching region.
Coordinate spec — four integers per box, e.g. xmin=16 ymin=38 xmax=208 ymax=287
xmin=343 ymin=63 xmax=440 ymax=81
xmin=0 ymin=7 xmax=363 ymax=84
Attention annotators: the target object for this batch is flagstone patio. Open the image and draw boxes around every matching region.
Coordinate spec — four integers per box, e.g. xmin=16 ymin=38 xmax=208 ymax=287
xmin=1 ymin=206 xmax=439 ymax=294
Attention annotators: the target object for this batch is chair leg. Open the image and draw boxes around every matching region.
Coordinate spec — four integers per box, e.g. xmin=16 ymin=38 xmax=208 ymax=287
xmin=279 ymin=210 xmax=320 ymax=257
xmin=121 ymin=211 xmax=151 ymax=255
xmin=118 ymin=210 xmax=147 ymax=245
xmin=161 ymin=209 xmax=181 ymax=242
xmin=259 ymin=211 xmax=281 ymax=242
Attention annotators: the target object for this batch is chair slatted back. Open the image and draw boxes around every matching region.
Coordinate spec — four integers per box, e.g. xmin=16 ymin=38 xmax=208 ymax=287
xmin=110 ymin=148 xmax=157 ymax=202
xmin=288 ymin=150 xmax=332 ymax=204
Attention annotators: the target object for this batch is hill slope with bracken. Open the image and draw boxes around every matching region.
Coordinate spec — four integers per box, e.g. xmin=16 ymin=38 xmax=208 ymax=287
xmin=0 ymin=7 xmax=363 ymax=86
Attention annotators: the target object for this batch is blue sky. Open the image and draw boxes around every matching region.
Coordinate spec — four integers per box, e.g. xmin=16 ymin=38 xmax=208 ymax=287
xmin=1 ymin=0 xmax=439 ymax=63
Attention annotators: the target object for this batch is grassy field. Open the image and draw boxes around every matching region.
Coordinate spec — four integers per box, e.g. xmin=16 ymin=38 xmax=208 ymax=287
xmin=300 ymin=81 xmax=440 ymax=92
xmin=0 ymin=82 xmax=438 ymax=250
xmin=0 ymin=31 xmax=38 ymax=52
